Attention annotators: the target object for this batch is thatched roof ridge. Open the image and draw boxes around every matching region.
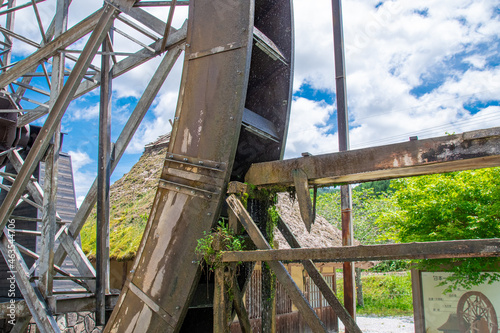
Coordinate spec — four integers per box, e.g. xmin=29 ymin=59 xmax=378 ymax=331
xmin=275 ymin=193 xmax=360 ymax=249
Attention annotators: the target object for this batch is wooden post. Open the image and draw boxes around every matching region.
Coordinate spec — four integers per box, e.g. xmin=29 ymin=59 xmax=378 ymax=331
xmin=213 ymin=234 xmax=228 ymax=333
xmin=38 ymin=0 xmax=67 ymax=299
xmin=96 ymin=24 xmax=113 ymax=325
xmin=411 ymin=268 xmax=425 ymax=333
xmin=38 ymin=141 xmax=58 ymax=298
xmin=355 ymin=267 xmax=364 ymax=307
xmin=214 ymin=265 xmax=228 ymax=333
xmin=261 ymin=262 xmax=276 ymax=333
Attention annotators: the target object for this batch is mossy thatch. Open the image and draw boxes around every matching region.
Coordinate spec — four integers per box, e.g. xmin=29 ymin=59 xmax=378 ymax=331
xmin=81 ymin=146 xmax=167 ymax=261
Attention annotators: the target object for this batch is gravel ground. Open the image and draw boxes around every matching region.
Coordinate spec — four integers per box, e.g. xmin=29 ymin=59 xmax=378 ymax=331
xmin=338 ymin=316 xmax=414 ymax=333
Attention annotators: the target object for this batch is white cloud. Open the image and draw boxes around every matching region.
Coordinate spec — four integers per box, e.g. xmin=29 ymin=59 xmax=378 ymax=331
xmin=68 ymin=150 xmax=96 ymax=207
xmin=284 ymin=97 xmax=338 ymax=158
xmin=289 ymin=0 xmax=500 ymax=153
xmin=69 ymin=103 xmax=99 ymax=121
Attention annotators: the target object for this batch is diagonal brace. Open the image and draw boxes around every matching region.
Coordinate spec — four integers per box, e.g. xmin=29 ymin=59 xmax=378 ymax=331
xmin=0 ymin=4 xmax=117 ymax=231
xmin=276 ymin=215 xmax=361 ymax=333
xmin=226 ymin=194 xmax=327 ymax=333
xmin=0 ymin=229 xmax=60 ymax=333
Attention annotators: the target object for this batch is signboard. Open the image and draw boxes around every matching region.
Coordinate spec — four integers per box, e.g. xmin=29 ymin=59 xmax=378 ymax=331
xmin=420 ymin=272 xmax=499 ymax=333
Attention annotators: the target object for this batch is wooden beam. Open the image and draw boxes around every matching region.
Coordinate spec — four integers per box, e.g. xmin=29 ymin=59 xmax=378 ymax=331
xmin=0 ymin=295 xmax=119 ymax=318
xmin=245 ymin=127 xmax=500 ymax=186
xmin=0 ymin=230 xmax=60 ymax=333
xmin=232 ymin=275 xmax=252 ymax=333
xmin=292 ymin=169 xmax=314 ymax=232
xmin=10 ymin=316 xmax=31 ymax=333
xmin=58 ymin=231 xmax=96 ymax=292
xmin=221 ymin=238 xmax=500 ymax=263
xmin=226 ymin=195 xmax=328 ymax=333
xmin=276 ymin=216 xmax=361 ymax=333
xmin=0 ymin=4 xmax=117 ymax=231
xmin=0 ymin=8 xmax=103 ymax=88
xmin=39 ymin=142 xmax=59 ymax=298
xmin=213 ymin=266 xmax=228 ymax=333
xmin=52 ymin=45 xmax=183 ymax=268
xmin=96 ymin=23 xmax=113 ymax=325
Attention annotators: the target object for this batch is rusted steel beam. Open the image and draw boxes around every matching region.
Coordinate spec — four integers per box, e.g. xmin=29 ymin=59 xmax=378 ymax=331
xmin=245 ymin=127 xmax=500 ymax=186
xmin=221 ymin=238 xmax=500 ymax=263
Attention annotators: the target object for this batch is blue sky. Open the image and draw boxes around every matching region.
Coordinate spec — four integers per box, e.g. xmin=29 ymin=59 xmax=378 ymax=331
xmin=3 ymin=0 xmax=500 ymax=206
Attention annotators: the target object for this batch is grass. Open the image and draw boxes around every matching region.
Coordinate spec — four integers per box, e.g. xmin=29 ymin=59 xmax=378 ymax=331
xmin=336 ymin=272 xmax=413 ymax=316
xmin=80 ymin=147 xmax=166 ymax=261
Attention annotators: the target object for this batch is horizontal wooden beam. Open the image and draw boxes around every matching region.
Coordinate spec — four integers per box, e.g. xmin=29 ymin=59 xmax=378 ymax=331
xmin=0 ymin=295 xmax=119 ymax=319
xmin=245 ymin=127 xmax=500 ymax=186
xmin=221 ymin=239 xmax=500 ymax=263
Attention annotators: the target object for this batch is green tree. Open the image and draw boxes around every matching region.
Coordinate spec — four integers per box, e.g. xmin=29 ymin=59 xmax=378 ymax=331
xmin=355 ymin=180 xmax=393 ymax=195
xmin=379 ymin=168 xmax=500 ymax=291
xmin=316 ymin=188 xmax=396 ymax=245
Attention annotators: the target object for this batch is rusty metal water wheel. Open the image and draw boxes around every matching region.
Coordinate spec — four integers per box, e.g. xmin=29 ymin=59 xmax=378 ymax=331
xmin=457 ymin=291 xmax=498 ymax=333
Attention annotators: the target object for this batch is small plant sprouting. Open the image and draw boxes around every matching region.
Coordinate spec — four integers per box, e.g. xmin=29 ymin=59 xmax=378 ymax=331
xmin=195 ymin=221 xmax=244 ymax=271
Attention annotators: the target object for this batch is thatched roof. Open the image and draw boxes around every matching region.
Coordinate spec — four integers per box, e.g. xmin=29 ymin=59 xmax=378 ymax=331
xmin=275 ymin=193 xmax=360 ymax=249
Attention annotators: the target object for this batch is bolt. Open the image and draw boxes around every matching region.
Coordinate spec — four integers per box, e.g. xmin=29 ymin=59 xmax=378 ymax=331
xmin=229 ymin=116 xmax=234 ymax=120
xmin=176 ymin=306 xmax=180 ymax=310
xmin=208 ymin=212 xmax=212 ymax=216
xmin=185 ymin=44 xmax=190 ymax=47
xmin=183 ymin=158 xmax=188 ymax=161
xmin=176 ymin=186 xmax=180 ymax=190
xmin=191 ymin=190 xmax=195 ymax=194
xmin=207 ymin=195 xmax=212 ymax=199
xmin=199 ymin=161 xmax=204 ymax=165
xmin=169 ymin=155 xmax=174 ymax=158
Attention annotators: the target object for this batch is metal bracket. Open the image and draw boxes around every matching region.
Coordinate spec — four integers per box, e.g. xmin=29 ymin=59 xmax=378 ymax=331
xmin=165 ymin=153 xmax=227 ymax=172
xmin=292 ymin=169 xmax=315 ymax=232
xmin=159 ymin=179 xmax=219 ymax=201
xmin=188 ymin=41 xmax=244 ymax=60
xmin=126 ymin=281 xmax=176 ymax=328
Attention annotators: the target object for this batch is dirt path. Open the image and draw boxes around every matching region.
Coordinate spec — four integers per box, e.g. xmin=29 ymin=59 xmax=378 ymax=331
xmin=339 ymin=316 xmax=414 ymax=333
